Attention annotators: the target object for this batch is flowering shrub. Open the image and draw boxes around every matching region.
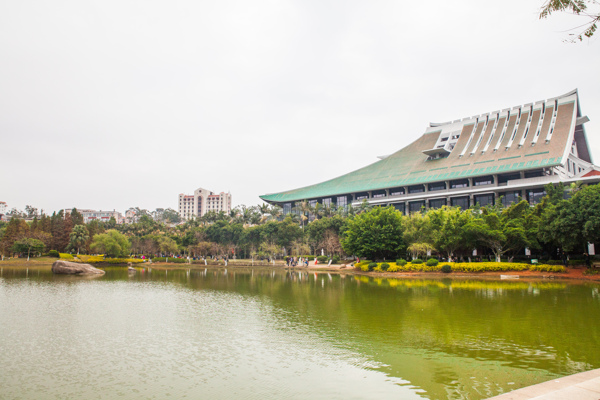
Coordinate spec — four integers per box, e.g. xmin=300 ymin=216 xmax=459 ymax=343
xmin=426 ymin=258 xmax=439 ymax=266
xmin=528 ymin=264 xmax=566 ymax=273
xmin=362 ymin=261 xmax=565 ymax=273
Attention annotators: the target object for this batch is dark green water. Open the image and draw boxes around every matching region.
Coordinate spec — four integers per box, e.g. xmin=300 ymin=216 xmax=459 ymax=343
xmin=1 ymin=267 xmax=599 ymax=399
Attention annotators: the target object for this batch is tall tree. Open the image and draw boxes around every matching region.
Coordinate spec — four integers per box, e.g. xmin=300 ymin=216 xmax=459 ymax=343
xmin=12 ymin=238 xmax=45 ymax=261
xmin=69 ymin=225 xmax=90 ymax=254
xmin=70 ymin=208 xmax=84 ymax=226
xmin=341 ymin=206 xmax=405 ymax=260
xmin=90 ymin=229 xmax=131 ymax=258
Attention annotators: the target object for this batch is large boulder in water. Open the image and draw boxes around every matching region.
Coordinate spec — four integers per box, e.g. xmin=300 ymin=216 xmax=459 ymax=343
xmin=51 ymin=260 xmax=105 ymax=275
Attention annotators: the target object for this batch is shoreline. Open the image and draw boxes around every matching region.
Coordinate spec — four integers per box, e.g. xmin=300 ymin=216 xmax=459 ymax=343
xmin=2 ymin=258 xmax=599 ymax=283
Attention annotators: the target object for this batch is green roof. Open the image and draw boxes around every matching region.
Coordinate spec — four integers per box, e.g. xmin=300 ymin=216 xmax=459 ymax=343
xmin=261 ymin=95 xmax=578 ymax=204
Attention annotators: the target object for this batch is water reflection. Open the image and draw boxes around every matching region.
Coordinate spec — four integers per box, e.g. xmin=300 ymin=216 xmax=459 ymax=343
xmin=1 ymin=267 xmax=599 ymax=400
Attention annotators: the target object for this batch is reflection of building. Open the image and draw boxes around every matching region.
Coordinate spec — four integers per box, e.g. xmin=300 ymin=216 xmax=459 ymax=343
xmin=261 ymin=89 xmax=600 ymax=214
xmin=0 ymin=201 xmax=6 ymax=220
xmin=63 ymin=209 xmax=125 ymax=224
xmin=178 ymin=188 xmax=232 ymax=220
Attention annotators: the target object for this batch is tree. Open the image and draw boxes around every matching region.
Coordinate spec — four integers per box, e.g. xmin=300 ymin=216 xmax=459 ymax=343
xmin=90 ymin=229 xmax=131 ymax=258
xmin=428 ymin=206 xmax=474 ymax=259
xmin=403 ymin=212 xmax=434 ymax=259
xmin=69 ymin=225 xmax=90 ymax=254
xmin=25 ymin=205 xmax=38 ymax=218
xmin=341 ymin=206 xmax=405 ymax=260
xmin=464 ymin=201 xmax=537 ymax=262
xmin=540 ymin=0 xmax=599 ymax=41
xmin=70 ymin=208 xmax=84 ymax=226
xmin=162 ymin=208 xmax=181 ymax=224
xmin=11 ymin=238 xmax=45 ymax=261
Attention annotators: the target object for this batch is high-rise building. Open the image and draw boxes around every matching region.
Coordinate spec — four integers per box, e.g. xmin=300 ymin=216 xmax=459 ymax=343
xmin=261 ymin=89 xmax=600 ymax=213
xmin=178 ymin=188 xmax=232 ymax=220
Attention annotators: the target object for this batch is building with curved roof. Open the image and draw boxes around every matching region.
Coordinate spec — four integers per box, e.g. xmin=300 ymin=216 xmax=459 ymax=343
xmin=260 ymin=89 xmax=599 ymax=214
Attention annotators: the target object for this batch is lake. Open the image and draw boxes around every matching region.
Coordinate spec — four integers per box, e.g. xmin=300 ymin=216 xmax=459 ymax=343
xmin=1 ymin=267 xmax=599 ymax=399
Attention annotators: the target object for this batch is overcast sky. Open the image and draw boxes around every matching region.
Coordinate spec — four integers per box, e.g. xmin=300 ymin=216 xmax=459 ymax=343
xmin=1 ymin=0 xmax=599 ymax=214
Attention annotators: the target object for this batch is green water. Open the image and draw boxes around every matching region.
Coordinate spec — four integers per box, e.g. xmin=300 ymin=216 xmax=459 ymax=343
xmin=1 ymin=267 xmax=599 ymax=399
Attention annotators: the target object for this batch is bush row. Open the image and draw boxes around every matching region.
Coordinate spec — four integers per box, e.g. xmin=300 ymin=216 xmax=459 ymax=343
xmin=357 ymin=261 xmax=566 ymax=273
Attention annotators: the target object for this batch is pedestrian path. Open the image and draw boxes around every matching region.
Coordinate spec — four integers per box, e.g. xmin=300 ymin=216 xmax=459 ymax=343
xmin=487 ymin=368 xmax=600 ymax=399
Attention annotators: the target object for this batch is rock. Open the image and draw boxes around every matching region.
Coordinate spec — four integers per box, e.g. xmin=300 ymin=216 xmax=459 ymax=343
xmin=51 ymin=260 xmax=105 ymax=275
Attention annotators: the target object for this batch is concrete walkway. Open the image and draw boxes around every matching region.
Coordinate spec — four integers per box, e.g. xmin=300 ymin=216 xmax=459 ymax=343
xmin=487 ymin=368 xmax=600 ymax=400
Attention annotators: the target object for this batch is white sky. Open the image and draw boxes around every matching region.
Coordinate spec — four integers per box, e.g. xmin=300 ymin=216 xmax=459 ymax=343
xmin=1 ymin=0 xmax=599 ymax=214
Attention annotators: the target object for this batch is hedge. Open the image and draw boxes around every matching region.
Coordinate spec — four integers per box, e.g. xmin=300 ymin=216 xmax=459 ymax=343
xmin=358 ymin=261 xmax=566 ymax=273
xmin=74 ymin=255 xmax=145 ymax=264
xmin=59 ymin=253 xmax=74 ymax=260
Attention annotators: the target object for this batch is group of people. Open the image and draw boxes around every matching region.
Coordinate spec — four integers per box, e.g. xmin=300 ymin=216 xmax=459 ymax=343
xmin=286 ymin=257 xmax=309 ymax=267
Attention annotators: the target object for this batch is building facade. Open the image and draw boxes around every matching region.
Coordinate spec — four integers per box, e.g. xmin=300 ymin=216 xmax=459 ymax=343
xmin=178 ymin=188 xmax=232 ymax=220
xmin=261 ymin=89 xmax=600 ymax=214
xmin=63 ymin=209 xmax=125 ymax=224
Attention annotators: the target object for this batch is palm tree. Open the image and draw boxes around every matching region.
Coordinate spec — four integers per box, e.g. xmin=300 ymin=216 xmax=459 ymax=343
xmin=268 ymin=205 xmax=282 ymax=221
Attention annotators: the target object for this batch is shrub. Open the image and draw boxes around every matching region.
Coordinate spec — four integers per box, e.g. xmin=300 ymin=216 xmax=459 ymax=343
xmin=368 ymin=262 xmax=378 ymax=271
xmin=387 ymin=264 xmax=401 ymax=272
xmin=59 ymin=253 xmax=74 ymax=260
xmin=441 ymin=264 xmax=452 ymax=273
xmin=528 ymin=264 xmax=566 ymax=273
xmin=395 ymin=259 xmax=407 ymax=266
xmin=411 ymin=259 xmax=423 ymax=264
xmin=48 ymin=250 xmax=60 ymax=258
xmin=380 ymin=262 xmax=390 ymax=271
xmin=355 ymin=261 xmax=371 ymax=271
xmin=316 ymin=255 xmax=329 ymax=263
xmin=331 ymin=255 xmax=341 ymax=264
xmin=426 ymin=258 xmax=439 ymax=266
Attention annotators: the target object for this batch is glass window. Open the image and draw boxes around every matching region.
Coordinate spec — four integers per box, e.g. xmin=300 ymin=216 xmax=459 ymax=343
xmin=389 ymin=187 xmax=405 ymax=196
xmin=408 ymin=185 xmax=425 ymax=194
xmin=451 ymin=196 xmax=470 ymax=209
xmin=474 ymin=194 xmax=494 ymax=207
xmin=336 ymin=196 xmax=348 ymax=208
xmin=473 ymin=175 xmax=494 ymax=186
xmin=429 ymin=198 xmax=447 ymax=209
xmin=283 ymin=203 xmax=292 ymax=215
xmin=309 ymin=200 xmax=317 ymax=207
xmin=498 ymin=173 xmax=520 ymax=184
xmin=372 ymin=190 xmax=386 ymax=198
xmin=409 ymin=201 xmax=425 ymax=213
xmin=527 ymin=189 xmax=546 ymax=205
xmin=524 ymin=169 xmax=544 ymax=179
xmin=428 ymin=182 xmax=446 ymax=191
xmin=450 ymin=179 xmax=469 ymax=189
xmin=322 ymin=198 xmax=332 ymax=206
xmin=355 ymin=192 xmax=369 ymax=200
xmin=500 ymin=191 xmax=521 ymax=206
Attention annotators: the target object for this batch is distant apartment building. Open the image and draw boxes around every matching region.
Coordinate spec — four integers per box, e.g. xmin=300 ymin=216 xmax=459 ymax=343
xmin=178 ymin=188 xmax=232 ymax=220
xmin=63 ymin=209 xmax=125 ymax=224
xmin=0 ymin=201 xmax=6 ymax=221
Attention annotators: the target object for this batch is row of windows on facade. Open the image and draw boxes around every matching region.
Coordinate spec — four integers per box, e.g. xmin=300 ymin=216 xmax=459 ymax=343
xmin=280 ymin=170 xmax=548 ymax=213
xmin=282 ymin=190 xmax=546 ymax=216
